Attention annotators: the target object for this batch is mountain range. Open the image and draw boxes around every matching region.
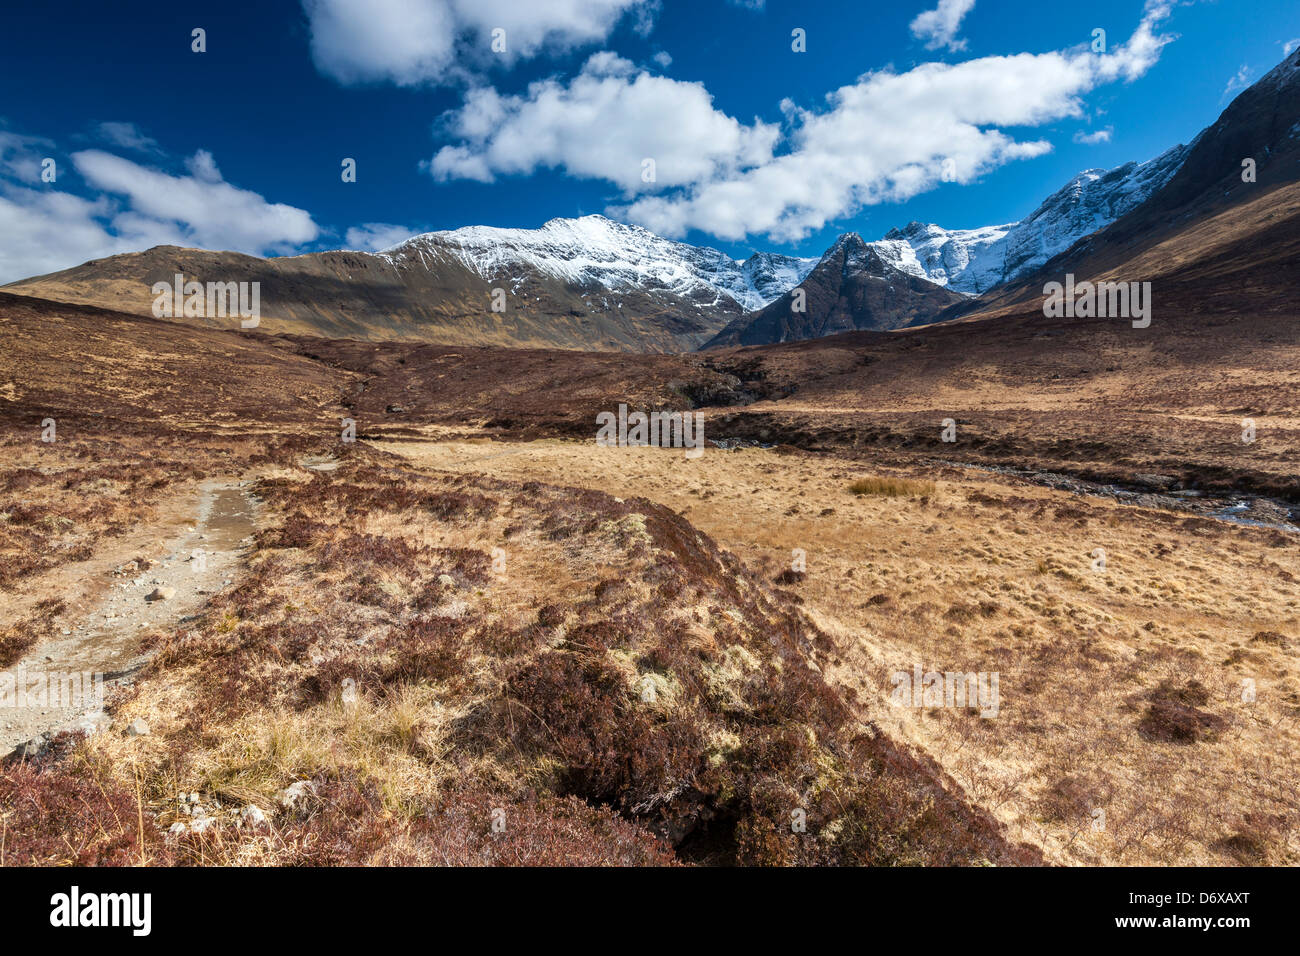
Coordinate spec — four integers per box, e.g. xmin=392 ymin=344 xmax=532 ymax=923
xmin=0 ymin=147 xmax=1184 ymax=351
xmin=873 ymin=142 xmax=1188 ymax=295
xmin=960 ymin=44 xmax=1300 ymax=324
xmin=4 ymin=48 xmax=1297 ymax=352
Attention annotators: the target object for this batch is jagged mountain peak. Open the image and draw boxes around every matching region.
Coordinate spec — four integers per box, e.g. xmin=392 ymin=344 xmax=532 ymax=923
xmin=705 ymin=229 xmax=965 ymax=348
xmin=820 ymin=232 xmax=868 ymax=257
xmin=884 ymin=220 xmax=939 ymax=241
xmin=832 ymin=231 xmax=867 ymax=246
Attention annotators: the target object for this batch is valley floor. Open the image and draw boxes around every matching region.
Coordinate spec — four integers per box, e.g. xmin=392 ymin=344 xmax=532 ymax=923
xmin=1 ymin=291 xmax=1297 ymax=866
xmin=383 ymin=434 xmax=1300 ymax=865
xmin=2 ymin=423 xmax=1296 ymax=865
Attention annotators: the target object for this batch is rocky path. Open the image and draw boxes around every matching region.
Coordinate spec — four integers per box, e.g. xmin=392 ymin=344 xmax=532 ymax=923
xmin=1 ymin=480 xmax=258 ymax=756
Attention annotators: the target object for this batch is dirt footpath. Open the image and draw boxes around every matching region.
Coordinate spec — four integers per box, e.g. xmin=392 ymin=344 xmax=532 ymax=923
xmin=1 ymin=481 xmax=257 ymax=755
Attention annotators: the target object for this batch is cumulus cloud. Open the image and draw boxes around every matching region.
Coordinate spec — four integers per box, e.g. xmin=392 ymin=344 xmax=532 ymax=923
xmin=72 ymin=150 xmax=318 ymax=253
xmin=345 ymin=222 xmax=420 ymax=251
xmin=1073 ymin=127 xmax=1113 ymax=145
xmin=910 ymin=0 xmax=977 ymax=53
xmin=428 ymin=53 xmax=780 ymax=194
xmin=304 ymin=0 xmax=654 ymax=86
xmin=0 ymin=131 xmax=321 ymax=282
xmin=430 ymin=4 xmax=1177 ymax=242
xmin=0 ymin=184 xmax=181 ymax=284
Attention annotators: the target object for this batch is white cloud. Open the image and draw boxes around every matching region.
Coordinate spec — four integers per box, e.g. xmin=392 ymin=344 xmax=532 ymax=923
xmin=72 ymin=150 xmax=319 ymax=253
xmin=0 ymin=131 xmax=53 ymax=184
xmin=652 ymin=50 xmax=672 ymax=68
xmin=96 ymin=122 xmax=161 ymax=154
xmin=303 ymin=0 xmax=654 ymax=86
xmin=1283 ymin=38 xmax=1300 ymax=57
xmin=634 ymin=1 xmax=1177 ymax=240
xmin=1222 ymin=63 xmax=1252 ymax=97
xmin=910 ymin=0 xmax=977 ymax=53
xmin=429 ymin=53 xmax=780 ymax=194
xmin=0 ymin=185 xmax=182 ymax=284
xmin=0 ymin=133 xmax=321 ymax=282
xmin=345 ymin=222 xmax=419 ymax=251
xmin=1073 ymin=127 xmax=1113 ymax=145
xmin=431 ymin=4 xmax=1177 ymax=242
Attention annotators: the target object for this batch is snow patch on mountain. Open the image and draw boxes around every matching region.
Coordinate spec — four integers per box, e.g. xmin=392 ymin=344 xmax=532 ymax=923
xmin=868 ymin=144 xmax=1190 ymax=294
xmin=373 ymin=214 xmax=815 ymax=311
xmin=872 ymin=222 xmax=1014 ymax=294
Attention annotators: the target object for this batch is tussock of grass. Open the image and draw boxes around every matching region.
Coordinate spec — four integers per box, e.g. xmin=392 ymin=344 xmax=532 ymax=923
xmin=191 ymin=687 xmax=450 ymax=816
xmin=847 ymin=476 xmax=935 ymax=498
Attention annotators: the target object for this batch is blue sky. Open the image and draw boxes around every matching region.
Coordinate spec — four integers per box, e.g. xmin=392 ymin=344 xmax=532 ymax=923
xmin=0 ymin=0 xmax=1297 ymax=281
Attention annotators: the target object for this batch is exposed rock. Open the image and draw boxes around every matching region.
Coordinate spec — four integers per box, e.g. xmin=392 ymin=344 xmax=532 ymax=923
xmin=72 ymin=712 xmax=110 ymax=738
xmin=280 ymin=780 xmax=319 ymax=813
xmin=145 ymin=586 xmax=176 ymax=602
xmin=125 ymin=718 xmax=151 ymax=736
xmin=1133 ymin=474 xmax=1179 ymax=491
xmin=12 ymin=732 xmax=51 ymax=759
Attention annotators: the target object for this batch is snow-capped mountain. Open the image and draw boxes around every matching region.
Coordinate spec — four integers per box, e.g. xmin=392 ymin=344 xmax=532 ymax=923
xmin=375 ymin=139 xmax=1190 ymax=311
xmin=22 ymin=37 xmax=1290 ymax=356
xmin=365 ymin=145 xmax=1187 ymax=319
xmin=707 ymin=233 xmax=968 ymax=347
xmin=994 ymin=145 xmax=1191 ymax=281
xmin=707 ymin=143 xmax=1198 ymax=347
xmin=868 ymin=144 xmax=1190 ymax=294
xmin=737 ymin=251 xmax=822 ymax=307
xmin=3 ymin=214 xmax=818 ymax=355
xmin=378 ymin=215 xmax=815 ymax=312
xmin=871 ymin=222 xmax=1015 ymax=295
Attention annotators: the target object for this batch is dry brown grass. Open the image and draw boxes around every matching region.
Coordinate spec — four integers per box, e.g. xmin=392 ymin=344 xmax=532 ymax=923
xmin=4 ymin=449 xmax=1034 ymax=866
xmin=4 ymin=286 xmax=1295 ymax=866
xmin=388 ymin=437 xmax=1300 ymax=866
xmin=847 ymin=476 xmax=936 ymax=498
